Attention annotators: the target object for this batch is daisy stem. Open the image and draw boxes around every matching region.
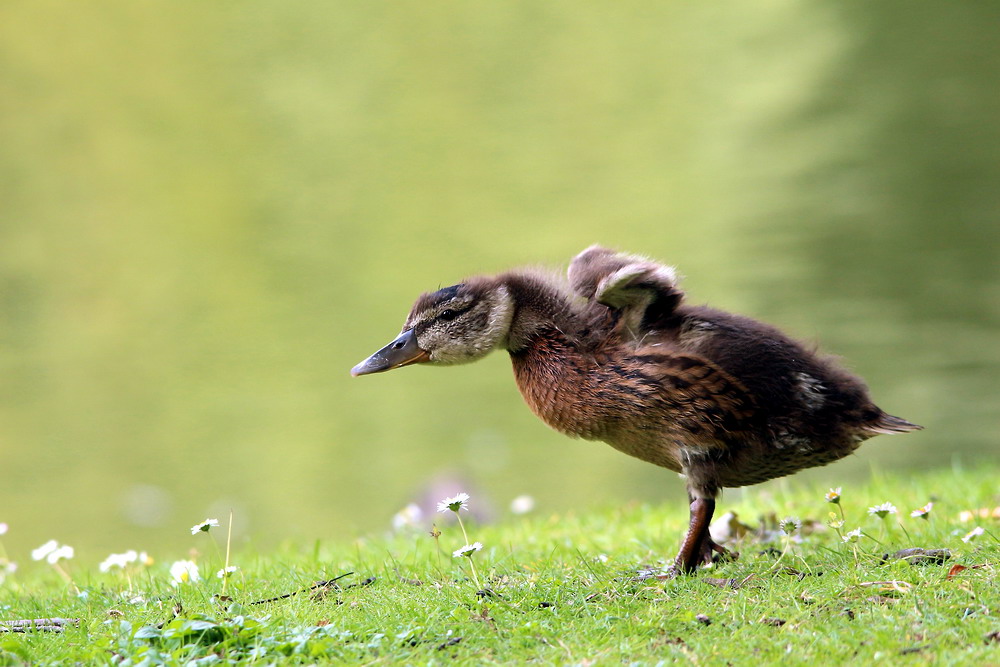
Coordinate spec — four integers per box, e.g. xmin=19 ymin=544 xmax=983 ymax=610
xmin=767 ymin=536 xmax=793 ymax=573
xmin=454 ymin=512 xmax=471 ymax=546
xmin=452 ymin=511 xmax=482 ymax=589
xmin=467 ymin=556 xmax=482 ymax=590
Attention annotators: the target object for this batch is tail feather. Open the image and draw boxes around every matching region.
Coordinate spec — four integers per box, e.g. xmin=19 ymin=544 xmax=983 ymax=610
xmin=866 ymin=412 xmax=923 ymax=435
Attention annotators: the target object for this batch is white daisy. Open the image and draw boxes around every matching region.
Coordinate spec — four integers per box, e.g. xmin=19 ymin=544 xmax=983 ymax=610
xmin=31 ymin=539 xmax=59 ymax=561
xmin=842 ymin=528 xmax=863 ymax=543
xmin=47 ymin=545 xmax=74 ymax=564
xmin=962 ymin=526 xmax=985 ymax=543
xmin=825 ymin=488 xmax=842 ymax=504
xmin=216 ymin=566 xmax=239 ymax=579
xmin=867 ymin=502 xmax=897 ymax=519
xmin=780 ymin=517 xmax=801 ymax=535
xmin=190 ymin=518 xmax=220 ymax=535
xmin=169 ymin=559 xmax=201 ymax=586
xmin=437 ymin=493 xmax=470 ymax=514
xmin=99 ymin=550 xmax=139 ymax=573
xmin=452 ymin=542 xmax=483 ymax=558
xmin=910 ymin=502 xmax=933 ymax=519
xmin=31 ymin=540 xmax=73 ymax=564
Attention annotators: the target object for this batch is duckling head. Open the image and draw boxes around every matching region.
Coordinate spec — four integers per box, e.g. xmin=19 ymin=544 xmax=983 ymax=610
xmin=351 ymin=279 xmax=514 ymax=376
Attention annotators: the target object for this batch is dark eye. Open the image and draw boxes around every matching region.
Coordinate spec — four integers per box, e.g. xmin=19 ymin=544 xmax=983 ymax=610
xmin=439 ymin=309 xmax=457 ymax=321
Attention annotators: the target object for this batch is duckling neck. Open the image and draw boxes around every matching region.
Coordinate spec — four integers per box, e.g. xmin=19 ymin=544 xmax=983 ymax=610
xmin=496 ymin=273 xmax=608 ymax=440
xmin=497 ymin=272 xmax=579 ymax=353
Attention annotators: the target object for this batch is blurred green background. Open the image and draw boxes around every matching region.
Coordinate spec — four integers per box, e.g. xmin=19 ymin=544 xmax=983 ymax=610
xmin=2 ymin=2 xmax=997 ymax=564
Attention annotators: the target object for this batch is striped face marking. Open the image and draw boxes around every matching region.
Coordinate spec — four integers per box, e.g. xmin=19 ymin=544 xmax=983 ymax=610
xmin=401 ymin=282 xmax=514 ymax=365
xmin=405 ymin=285 xmax=476 ymax=332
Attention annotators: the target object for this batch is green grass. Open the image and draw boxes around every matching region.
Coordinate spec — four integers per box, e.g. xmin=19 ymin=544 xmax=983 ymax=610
xmin=2 ymin=466 xmax=998 ymax=665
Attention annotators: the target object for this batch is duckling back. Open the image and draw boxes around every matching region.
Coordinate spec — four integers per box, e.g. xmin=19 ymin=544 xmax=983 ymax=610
xmin=567 ymin=246 xmax=921 ymax=489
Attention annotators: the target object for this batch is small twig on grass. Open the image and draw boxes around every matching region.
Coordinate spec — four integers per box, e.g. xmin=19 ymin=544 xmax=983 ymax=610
xmin=703 ymin=573 xmax=757 ymax=589
xmin=0 ymin=618 xmax=80 ymax=633
xmin=249 ymin=572 xmax=374 ymax=605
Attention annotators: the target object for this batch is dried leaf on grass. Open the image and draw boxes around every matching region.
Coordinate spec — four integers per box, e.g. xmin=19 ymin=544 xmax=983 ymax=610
xmin=946 ymin=563 xmax=990 ymax=580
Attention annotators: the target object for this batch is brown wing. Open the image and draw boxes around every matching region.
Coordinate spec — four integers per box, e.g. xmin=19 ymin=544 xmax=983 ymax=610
xmin=651 ymin=352 xmax=760 ymax=442
xmin=596 ymin=347 xmax=761 ymax=444
xmin=569 ymin=246 xmax=684 ymax=336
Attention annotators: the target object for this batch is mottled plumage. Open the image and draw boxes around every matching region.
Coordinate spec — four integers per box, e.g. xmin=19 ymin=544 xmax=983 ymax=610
xmin=352 ymin=247 xmax=921 ymax=574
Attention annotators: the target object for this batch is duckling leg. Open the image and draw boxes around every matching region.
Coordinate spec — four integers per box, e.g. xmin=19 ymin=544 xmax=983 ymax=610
xmin=675 ymin=497 xmax=715 ymax=573
xmin=675 ymin=496 xmax=736 ymax=573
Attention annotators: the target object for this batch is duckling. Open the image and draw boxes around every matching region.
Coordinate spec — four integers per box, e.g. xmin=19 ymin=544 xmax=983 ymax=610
xmin=352 ymin=247 xmax=922 ymax=574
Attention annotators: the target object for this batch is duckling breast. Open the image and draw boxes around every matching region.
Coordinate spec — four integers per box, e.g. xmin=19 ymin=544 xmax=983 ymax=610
xmin=509 ymin=333 xmax=614 ymax=441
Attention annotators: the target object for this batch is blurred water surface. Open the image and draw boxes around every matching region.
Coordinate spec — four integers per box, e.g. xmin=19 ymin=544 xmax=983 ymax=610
xmin=1 ymin=2 xmax=997 ymax=562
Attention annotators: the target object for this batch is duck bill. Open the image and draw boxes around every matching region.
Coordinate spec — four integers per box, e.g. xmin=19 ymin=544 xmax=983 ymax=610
xmin=351 ymin=329 xmax=431 ymax=376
